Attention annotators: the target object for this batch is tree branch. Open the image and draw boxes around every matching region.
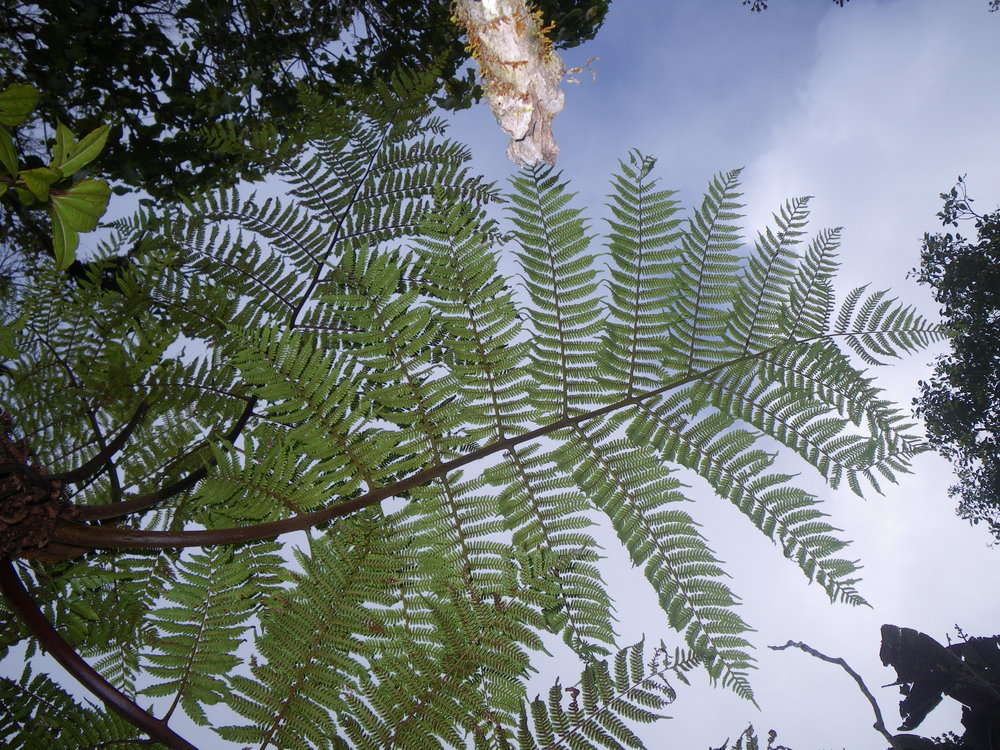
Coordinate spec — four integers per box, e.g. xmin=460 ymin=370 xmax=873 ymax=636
xmin=769 ymin=639 xmax=899 ymax=748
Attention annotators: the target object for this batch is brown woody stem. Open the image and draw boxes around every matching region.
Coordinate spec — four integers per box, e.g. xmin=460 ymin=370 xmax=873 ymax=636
xmin=0 ymin=558 xmax=198 ymax=750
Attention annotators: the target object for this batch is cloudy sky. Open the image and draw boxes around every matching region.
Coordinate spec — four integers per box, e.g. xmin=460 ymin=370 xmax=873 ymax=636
xmin=6 ymin=1 xmax=1000 ymax=748
xmin=444 ymin=0 xmax=1000 ymax=747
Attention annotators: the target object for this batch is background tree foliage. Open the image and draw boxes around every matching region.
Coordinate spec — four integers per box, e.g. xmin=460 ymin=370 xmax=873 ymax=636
xmin=0 ymin=0 xmax=610 ymax=272
xmin=911 ymin=177 xmax=1000 ymax=541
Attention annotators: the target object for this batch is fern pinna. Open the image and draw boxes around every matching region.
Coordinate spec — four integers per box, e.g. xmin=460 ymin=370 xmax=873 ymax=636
xmin=0 ymin=74 xmax=943 ymax=749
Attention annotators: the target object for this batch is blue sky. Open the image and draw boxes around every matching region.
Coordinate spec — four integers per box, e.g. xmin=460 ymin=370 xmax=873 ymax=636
xmin=5 ymin=1 xmax=1000 ymax=748
xmin=447 ymin=0 xmax=1000 ymax=747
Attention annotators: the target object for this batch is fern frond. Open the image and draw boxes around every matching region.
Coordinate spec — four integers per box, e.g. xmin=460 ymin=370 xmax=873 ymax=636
xmin=0 ymin=665 xmax=142 ymax=748
xmin=553 ymin=416 xmax=756 ymax=701
xmin=518 ymin=639 xmax=691 ymax=750
xmin=724 ymin=196 xmax=811 ymax=354
xmin=834 ymin=287 xmax=945 ymax=366
xmin=599 ymin=149 xmax=685 ymax=399
xmin=663 ymin=169 xmax=745 ymax=374
xmin=508 ymin=165 xmax=603 ymax=418
xmin=141 ymin=543 xmax=283 ymax=725
xmin=629 ymin=397 xmax=867 ymax=607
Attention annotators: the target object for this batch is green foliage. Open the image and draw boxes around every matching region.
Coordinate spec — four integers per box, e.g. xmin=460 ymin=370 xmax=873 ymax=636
xmin=0 ymin=83 xmax=111 ymax=269
xmin=0 ymin=664 xmax=147 ymax=748
xmin=0 ymin=0 xmax=610 ymax=270
xmin=0 ymin=74 xmax=945 ymax=747
xmin=712 ymin=725 xmax=793 ymax=750
xmin=912 ymin=176 xmax=1000 ymax=541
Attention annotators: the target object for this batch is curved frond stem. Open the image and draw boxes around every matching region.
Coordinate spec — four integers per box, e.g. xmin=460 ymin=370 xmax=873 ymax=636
xmin=25 ymin=320 xmax=124 ymax=501
xmin=75 ymin=397 xmax=258 ymax=522
xmin=50 ymin=327 xmax=937 ymax=551
xmin=0 ymin=559 xmax=198 ymax=750
xmin=52 ymin=401 xmax=150 ymax=484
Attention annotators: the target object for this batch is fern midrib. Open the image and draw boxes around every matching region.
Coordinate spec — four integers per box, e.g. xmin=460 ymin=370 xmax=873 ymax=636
xmin=529 ymin=171 xmax=572 ymax=417
xmin=290 ymin=121 xmax=392 ymax=328
xmin=193 ymin=211 xmax=300 ymax=309
xmin=787 ymin=245 xmax=836 ymax=339
xmin=740 ymin=222 xmax=795 ymax=357
xmin=684 ymin=204 xmax=724 ymax=376
xmin=506 ymin=446 xmax=597 ymax=654
xmin=625 ymin=184 xmax=646 ymax=397
xmin=257 ymin=615 xmax=334 ymax=750
xmin=160 ymin=574 xmax=224 ymax=723
xmin=54 ymin=326 xmax=938 ymax=550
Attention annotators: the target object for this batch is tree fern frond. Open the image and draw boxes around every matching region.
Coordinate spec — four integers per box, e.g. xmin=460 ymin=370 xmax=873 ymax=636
xmin=664 ymin=169 xmax=745 ymax=375
xmin=0 ymin=665 xmax=143 ymax=748
xmin=724 ymin=196 xmax=811 ymax=354
xmin=628 ymin=399 xmax=867 ymax=606
xmin=553 ymin=417 xmax=756 ymax=700
xmin=599 ymin=149 xmax=685 ymax=399
xmin=508 ymin=165 xmax=603 ymax=418
xmin=141 ymin=543 xmax=283 ymax=725
xmin=781 ymin=227 xmax=841 ymax=339
xmin=519 ymin=639 xmax=692 ymax=750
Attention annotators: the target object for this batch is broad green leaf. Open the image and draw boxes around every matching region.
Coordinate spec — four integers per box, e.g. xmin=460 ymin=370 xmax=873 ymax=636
xmin=0 ymin=84 xmax=39 ymax=127
xmin=49 ymin=203 xmax=80 ymax=269
xmin=19 ymin=166 xmax=62 ymax=202
xmin=49 ymin=178 xmax=111 ymax=269
xmin=50 ymin=178 xmax=110 ymax=231
xmin=0 ymin=182 xmax=7 ymax=199
xmin=51 ymin=121 xmax=75 ymax=168
xmin=0 ymin=126 xmax=17 ymax=176
xmin=13 ymin=185 xmax=37 ymax=206
xmin=58 ymin=124 xmax=110 ymax=177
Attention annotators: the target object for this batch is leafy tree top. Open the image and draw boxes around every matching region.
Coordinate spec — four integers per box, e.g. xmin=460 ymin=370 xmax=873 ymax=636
xmin=0 ymin=71 xmax=944 ymax=748
xmin=912 ymin=176 xmax=1000 ymax=541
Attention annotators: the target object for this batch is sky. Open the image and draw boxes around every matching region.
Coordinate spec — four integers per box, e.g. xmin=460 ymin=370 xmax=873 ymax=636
xmin=5 ymin=1 xmax=1000 ymax=748
xmin=443 ymin=0 xmax=1000 ymax=747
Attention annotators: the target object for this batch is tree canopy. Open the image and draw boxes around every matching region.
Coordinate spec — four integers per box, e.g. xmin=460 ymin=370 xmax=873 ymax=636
xmin=912 ymin=177 xmax=1000 ymax=541
xmin=0 ymin=0 xmax=610 ymax=267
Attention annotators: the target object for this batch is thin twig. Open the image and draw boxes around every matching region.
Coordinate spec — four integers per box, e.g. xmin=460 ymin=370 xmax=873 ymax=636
xmin=770 ymin=639 xmax=898 ymax=747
